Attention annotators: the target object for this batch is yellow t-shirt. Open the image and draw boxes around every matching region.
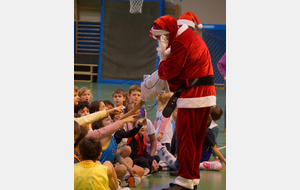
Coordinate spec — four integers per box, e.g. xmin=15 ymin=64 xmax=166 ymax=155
xmin=74 ymin=162 xmax=110 ymax=190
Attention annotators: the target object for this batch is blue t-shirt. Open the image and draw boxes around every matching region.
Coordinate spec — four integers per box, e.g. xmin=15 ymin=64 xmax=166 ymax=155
xmin=98 ymin=136 xmax=118 ymax=164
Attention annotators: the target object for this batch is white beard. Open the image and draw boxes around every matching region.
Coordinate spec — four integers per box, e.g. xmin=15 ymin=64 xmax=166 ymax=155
xmin=157 ymin=35 xmax=169 ymax=62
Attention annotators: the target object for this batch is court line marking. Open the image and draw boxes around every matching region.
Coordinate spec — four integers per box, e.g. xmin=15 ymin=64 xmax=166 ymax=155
xmin=218 ymin=146 xmax=226 ymax=150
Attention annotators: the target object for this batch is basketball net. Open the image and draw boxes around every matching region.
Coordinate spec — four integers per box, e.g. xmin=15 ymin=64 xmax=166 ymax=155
xmin=129 ymin=0 xmax=144 ymax=14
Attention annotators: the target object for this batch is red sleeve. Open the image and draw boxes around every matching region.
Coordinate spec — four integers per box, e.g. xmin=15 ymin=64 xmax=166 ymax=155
xmin=158 ymin=41 xmax=188 ymax=81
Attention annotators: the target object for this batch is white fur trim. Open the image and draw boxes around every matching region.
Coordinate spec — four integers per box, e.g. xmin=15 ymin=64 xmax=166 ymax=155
xmin=177 ymin=19 xmax=195 ymax=28
xmin=177 ymin=96 xmax=216 ymax=108
xmin=174 ymin=176 xmax=194 ymax=189
xmin=151 ymin=27 xmax=170 ymax=36
xmin=198 ymin=24 xmax=203 ymax=29
xmin=176 ymin=24 xmax=188 ymax=37
xmin=193 ymin=179 xmax=200 ymax=186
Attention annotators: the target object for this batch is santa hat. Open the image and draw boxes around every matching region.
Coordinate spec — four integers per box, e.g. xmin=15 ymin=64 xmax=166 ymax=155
xmin=151 ymin=15 xmax=178 ymax=48
xmin=177 ymin=11 xmax=203 ymax=29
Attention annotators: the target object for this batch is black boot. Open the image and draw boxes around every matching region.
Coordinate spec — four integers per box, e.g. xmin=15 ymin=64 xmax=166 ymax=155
xmin=162 ymin=183 xmax=195 ymax=190
xmin=162 ymin=183 xmax=191 ymax=190
xmin=169 ymin=170 xmax=178 ymax=176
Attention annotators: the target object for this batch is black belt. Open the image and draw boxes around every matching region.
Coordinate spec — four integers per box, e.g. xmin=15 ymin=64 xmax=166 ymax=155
xmin=162 ymin=75 xmax=214 ymax=117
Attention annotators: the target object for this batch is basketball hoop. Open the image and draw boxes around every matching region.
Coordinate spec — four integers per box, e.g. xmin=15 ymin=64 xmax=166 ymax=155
xmin=129 ymin=0 xmax=144 ymax=14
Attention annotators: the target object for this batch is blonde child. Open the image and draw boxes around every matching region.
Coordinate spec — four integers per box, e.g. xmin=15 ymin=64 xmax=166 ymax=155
xmin=153 ymin=91 xmax=174 ymax=151
xmin=78 ymin=87 xmax=93 ymax=102
xmin=74 ymin=86 xmax=80 ymax=105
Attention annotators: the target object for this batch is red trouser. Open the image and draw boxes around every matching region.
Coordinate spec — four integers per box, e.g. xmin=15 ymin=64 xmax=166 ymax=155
xmin=176 ymin=107 xmax=211 ymax=179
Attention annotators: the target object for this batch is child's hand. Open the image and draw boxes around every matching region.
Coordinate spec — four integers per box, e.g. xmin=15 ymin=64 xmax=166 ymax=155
xmin=107 ymin=106 xmax=124 ymax=115
xmin=137 ymin=118 xmax=147 ymax=126
xmin=151 ymin=160 xmax=159 ymax=172
xmin=157 ymin=133 xmax=163 ymax=142
xmin=129 ymin=168 xmax=138 ymax=177
xmin=122 ymin=115 xmax=135 ymax=124
xmin=134 ymin=109 xmax=141 ymax=116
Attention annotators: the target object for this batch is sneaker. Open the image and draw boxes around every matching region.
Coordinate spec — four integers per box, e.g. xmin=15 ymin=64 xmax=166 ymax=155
xmin=117 ymin=186 xmax=131 ymax=190
xmin=203 ymin=161 xmax=222 ymax=171
xmin=143 ymin=168 xmax=150 ymax=176
xmin=121 ymin=174 xmax=141 ymax=187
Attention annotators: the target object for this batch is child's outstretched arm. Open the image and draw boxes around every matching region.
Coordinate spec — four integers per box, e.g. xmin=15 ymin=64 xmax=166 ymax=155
xmin=120 ymin=100 xmax=145 ymax=120
xmin=211 ymin=145 xmax=226 ymax=164
xmin=74 ymin=106 xmax=124 ymax=126
xmin=114 ymin=119 xmax=146 ymax=144
xmin=87 ymin=115 xmax=136 ymax=139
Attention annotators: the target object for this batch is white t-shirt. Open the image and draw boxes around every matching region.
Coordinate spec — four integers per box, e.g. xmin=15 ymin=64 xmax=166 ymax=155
xmin=146 ymin=118 xmax=156 ymax=135
xmin=153 ymin=110 xmax=173 ymax=144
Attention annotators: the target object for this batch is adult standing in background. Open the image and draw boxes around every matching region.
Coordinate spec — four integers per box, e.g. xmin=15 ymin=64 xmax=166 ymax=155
xmin=217 ymin=53 xmax=226 ymax=132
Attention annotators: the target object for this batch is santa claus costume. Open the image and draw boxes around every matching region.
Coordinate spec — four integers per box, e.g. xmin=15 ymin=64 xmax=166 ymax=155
xmin=150 ymin=15 xmax=216 ymax=190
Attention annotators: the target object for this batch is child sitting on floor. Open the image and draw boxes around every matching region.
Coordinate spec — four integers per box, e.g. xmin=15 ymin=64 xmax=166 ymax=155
xmin=74 ymin=136 xmax=130 ymax=190
xmin=92 ymin=115 xmax=144 ymax=187
xmin=74 ymin=101 xmax=92 ymax=131
xmin=209 ymin=105 xmax=223 ymax=159
xmin=127 ymin=116 xmax=163 ymax=175
xmin=200 ymin=114 xmax=226 ymax=171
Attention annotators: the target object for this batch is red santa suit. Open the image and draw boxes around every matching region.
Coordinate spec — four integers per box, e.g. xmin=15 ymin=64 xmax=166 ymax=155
xmin=152 ymin=15 xmax=216 ymax=189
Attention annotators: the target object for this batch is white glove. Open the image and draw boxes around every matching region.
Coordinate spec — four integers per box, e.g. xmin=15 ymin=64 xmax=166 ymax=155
xmin=141 ymin=70 xmax=169 ymax=101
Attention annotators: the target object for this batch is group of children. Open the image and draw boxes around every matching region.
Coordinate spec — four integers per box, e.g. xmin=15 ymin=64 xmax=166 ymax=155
xmin=74 ymin=84 xmax=226 ymax=190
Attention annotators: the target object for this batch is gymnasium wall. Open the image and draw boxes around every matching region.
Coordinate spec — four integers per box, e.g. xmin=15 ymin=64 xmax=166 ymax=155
xmin=75 ymin=0 xmax=226 ymax=24
xmin=165 ymin=0 xmax=226 ymax=24
xmin=74 ymin=0 xmax=226 ymax=84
